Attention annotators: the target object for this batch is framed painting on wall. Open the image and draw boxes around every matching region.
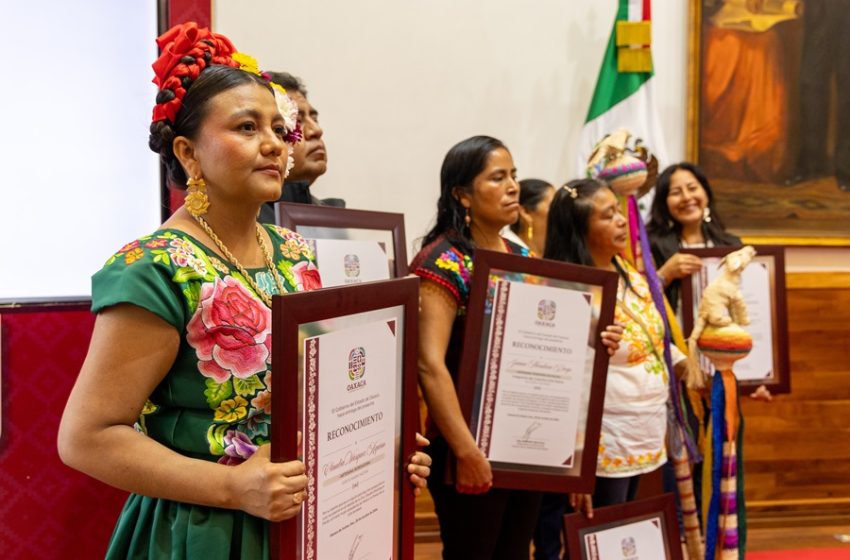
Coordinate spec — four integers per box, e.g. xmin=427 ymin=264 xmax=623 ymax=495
xmin=687 ymin=0 xmax=850 ymax=245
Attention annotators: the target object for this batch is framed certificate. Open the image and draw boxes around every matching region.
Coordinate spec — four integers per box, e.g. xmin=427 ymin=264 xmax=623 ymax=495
xmin=680 ymin=245 xmax=790 ymax=395
xmin=270 ymin=277 xmax=420 ymax=559
xmin=307 ymin=239 xmax=392 ymax=288
xmin=276 ymin=203 xmax=408 ymax=277
xmin=456 ymin=249 xmax=618 ymax=493
xmin=563 ymin=494 xmax=683 ymax=560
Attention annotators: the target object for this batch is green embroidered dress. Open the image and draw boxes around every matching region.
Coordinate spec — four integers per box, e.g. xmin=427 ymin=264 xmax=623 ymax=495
xmin=91 ymin=225 xmax=322 ymax=560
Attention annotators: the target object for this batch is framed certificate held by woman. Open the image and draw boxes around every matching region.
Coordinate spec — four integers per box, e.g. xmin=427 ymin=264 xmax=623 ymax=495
xmin=270 ymin=277 xmax=420 ymax=559
xmin=680 ymin=244 xmax=790 ymax=395
xmin=456 ymin=249 xmax=618 ymax=493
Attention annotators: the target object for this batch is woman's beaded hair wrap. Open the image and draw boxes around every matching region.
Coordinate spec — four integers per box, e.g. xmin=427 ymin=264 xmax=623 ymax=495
xmin=151 ymin=22 xmax=240 ymax=124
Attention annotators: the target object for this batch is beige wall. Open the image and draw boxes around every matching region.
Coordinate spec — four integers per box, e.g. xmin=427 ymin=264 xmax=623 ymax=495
xmin=214 ymin=1 xmax=847 ymax=270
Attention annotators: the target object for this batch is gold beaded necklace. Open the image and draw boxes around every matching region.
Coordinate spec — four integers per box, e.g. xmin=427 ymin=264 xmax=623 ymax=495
xmin=191 ymin=213 xmax=286 ymax=307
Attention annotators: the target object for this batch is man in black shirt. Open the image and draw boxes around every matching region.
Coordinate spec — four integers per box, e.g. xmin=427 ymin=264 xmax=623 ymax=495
xmin=259 ymin=72 xmax=343 ymax=224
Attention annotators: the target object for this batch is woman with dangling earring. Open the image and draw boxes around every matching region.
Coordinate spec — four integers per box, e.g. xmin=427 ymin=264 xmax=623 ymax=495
xmin=410 ymin=136 xmax=541 ymax=559
xmin=501 ymin=178 xmax=555 ymax=257
xmin=411 ymin=136 xmax=622 ymax=558
xmin=646 ymin=162 xmax=742 ymax=314
xmin=58 ymin=23 xmax=430 ymax=559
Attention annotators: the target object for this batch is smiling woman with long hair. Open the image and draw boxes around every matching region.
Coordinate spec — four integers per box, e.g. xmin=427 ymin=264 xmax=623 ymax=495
xmin=646 ymin=162 xmax=741 ymax=312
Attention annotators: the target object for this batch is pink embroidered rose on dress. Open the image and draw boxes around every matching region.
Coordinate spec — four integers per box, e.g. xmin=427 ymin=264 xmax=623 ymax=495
xmin=291 ymin=260 xmax=323 ymax=291
xmin=187 ymin=276 xmax=272 ymax=383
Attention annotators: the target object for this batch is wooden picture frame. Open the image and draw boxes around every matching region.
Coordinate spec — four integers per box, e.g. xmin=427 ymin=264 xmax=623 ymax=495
xmin=686 ymin=0 xmax=850 ymax=245
xmin=680 ymin=245 xmax=790 ymax=395
xmin=276 ymin=203 xmax=409 ymax=277
xmin=455 ymin=249 xmax=618 ymax=493
xmin=563 ymin=493 xmax=683 ymax=560
xmin=270 ymin=277 xmax=420 ymax=559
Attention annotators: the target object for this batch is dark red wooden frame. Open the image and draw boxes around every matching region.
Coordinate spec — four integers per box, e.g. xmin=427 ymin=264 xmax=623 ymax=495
xmin=276 ymin=203 xmax=409 ymax=277
xmin=563 ymin=493 xmax=683 ymax=560
xmin=679 ymin=245 xmax=790 ymax=395
xmin=270 ymin=277 xmax=420 ymax=559
xmin=456 ymin=250 xmax=618 ymax=493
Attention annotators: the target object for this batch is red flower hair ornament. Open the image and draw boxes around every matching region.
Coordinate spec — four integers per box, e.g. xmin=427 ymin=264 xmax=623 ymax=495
xmin=151 ymin=22 xmax=240 ymax=124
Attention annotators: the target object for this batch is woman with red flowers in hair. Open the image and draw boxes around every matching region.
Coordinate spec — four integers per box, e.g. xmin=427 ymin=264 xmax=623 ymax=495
xmin=58 ymin=23 xmax=429 ymax=559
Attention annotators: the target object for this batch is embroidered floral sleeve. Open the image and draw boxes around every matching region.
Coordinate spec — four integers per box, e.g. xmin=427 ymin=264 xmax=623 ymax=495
xmin=91 ymin=226 xmax=323 ymax=467
xmin=92 ymin=230 xmax=210 ymax=327
xmin=268 ymin=225 xmax=322 ymax=292
xmin=410 ymin=237 xmax=474 ymax=313
xmin=410 ymin=235 xmax=529 ymax=315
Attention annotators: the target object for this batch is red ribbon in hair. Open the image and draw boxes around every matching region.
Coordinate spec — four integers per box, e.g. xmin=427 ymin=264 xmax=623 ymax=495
xmin=151 ymin=22 xmax=240 ymax=124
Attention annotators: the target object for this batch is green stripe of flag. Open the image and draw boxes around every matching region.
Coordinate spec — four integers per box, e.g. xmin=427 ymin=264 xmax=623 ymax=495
xmin=584 ymin=0 xmax=654 ymax=123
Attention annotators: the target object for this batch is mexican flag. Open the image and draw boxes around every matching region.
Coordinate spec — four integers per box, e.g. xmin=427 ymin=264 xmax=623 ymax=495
xmin=576 ymin=0 xmax=668 ymax=179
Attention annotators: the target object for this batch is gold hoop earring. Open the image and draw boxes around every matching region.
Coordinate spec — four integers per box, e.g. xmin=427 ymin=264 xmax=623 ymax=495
xmin=185 ymin=176 xmax=210 ymax=217
xmin=703 ymin=206 xmax=712 ymax=223
xmin=526 ymin=223 xmax=534 ymax=240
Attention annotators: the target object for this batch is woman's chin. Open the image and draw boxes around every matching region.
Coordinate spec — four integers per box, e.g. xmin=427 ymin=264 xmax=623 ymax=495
xmin=673 ymin=214 xmax=702 ymax=228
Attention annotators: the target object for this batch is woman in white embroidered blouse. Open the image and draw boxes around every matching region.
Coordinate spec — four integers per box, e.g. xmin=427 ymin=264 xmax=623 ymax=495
xmin=544 ymin=179 xmax=687 ymax=518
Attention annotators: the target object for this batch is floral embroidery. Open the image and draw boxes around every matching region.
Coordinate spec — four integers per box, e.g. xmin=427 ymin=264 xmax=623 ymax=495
xmin=185 ymin=255 xmax=209 ymax=277
xmin=168 ymin=238 xmax=195 ymax=266
xmin=291 ymin=260 xmax=322 ymax=290
xmin=254 ymin=271 xmax=279 ymax=296
xmin=251 ymin=373 xmax=272 ymax=414
xmin=214 ymin=396 xmax=249 ymax=423
xmin=218 ymin=429 xmax=258 ymax=465
xmin=599 ymin=448 xmax=665 ymax=473
xmin=243 ymin=410 xmax=271 ymax=439
xmin=273 ymin=226 xmax=315 ymax=261
xmin=279 ymin=238 xmax=303 ymax=259
xmin=101 ymin=226 xmax=321 ymax=462
xmin=124 ymin=247 xmax=145 ymax=265
xmin=144 ymin=238 xmax=169 ymax=249
xmin=615 ymin=260 xmax=667 ymax=377
xmin=187 ymin=276 xmax=272 ymax=383
xmin=119 ymin=240 xmax=140 ymax=253
xmin=434 ymin=248 xmax=474 ymax=302
xmin=278 ymin=259 xmax=322 ymax=292
xmin=412 ymin=236 xmax=527 ymax=317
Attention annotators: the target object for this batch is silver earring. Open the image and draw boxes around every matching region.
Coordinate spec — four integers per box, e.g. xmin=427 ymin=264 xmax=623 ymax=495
xmin=703 ymin=207 xmax=712 ymax=223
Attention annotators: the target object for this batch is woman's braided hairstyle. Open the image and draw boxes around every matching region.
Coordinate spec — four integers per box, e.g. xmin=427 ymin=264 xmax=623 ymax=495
xmin=147 ymin=23 xmax=271 ymax=187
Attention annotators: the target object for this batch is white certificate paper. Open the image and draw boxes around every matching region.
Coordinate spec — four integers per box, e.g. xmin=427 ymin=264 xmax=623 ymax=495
xmin=697 ymin=260 xmax=775 ymax=381
xmin=583 ymin=516 xmax=667 ymax=559
xmin=476 ymin=280 xmax=592 ymax=467
xmin=302 ymin=319 xmax=398 ymax=559
xmin=309 ymin=239 xmax=391 ymax=287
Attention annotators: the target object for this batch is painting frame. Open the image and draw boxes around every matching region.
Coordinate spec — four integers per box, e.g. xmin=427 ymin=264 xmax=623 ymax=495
xmin=686 ymin=0 xmax=850 ymax=246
